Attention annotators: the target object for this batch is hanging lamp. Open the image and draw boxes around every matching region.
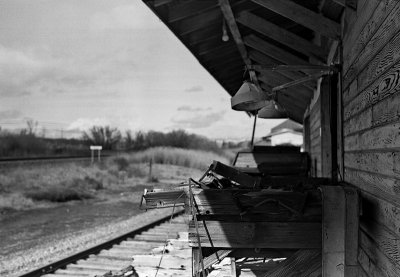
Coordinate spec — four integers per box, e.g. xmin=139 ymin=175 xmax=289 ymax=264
xmin=231 ymin=81 xmax=268 ymax=111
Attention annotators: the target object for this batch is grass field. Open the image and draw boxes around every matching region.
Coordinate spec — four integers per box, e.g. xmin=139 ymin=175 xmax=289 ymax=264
xmin=0 ymin=147 xmax=229 ymax=212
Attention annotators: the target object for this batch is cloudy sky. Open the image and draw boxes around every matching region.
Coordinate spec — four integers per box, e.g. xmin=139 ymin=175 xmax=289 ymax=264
xmin=0 ymin=0 xmax=284 ymax=140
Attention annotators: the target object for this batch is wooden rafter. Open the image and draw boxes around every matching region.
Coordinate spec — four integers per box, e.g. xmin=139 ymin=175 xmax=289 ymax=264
xmin=168 ymin=1 xmax=217 ymax=23
xmin=179 ymin=9 xmax=221 ymax=35
xmin=237 ymin=11 xmax=328 ymax=61
xmin=331 ymin=0 xmax=357 ymax=10
xmin=244 ymin=35 xmax=310 ymax=67
xmin=250 ymin=64 xmax=333 ymax=72
xmin=218 ymin=0 xmax=259 ymax=87
xmin=251 ymin=0 xmax=340 ymax=39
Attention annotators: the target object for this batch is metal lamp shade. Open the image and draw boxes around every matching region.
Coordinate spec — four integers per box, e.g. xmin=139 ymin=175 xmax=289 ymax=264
xmin=231 ymin=81 xmax=268 ymax=111
xmin=258 ymin=101 xmax=288 ymax=118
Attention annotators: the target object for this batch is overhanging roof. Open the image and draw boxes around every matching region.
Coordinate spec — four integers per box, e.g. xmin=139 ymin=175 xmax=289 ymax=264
xmin=142 ymin=0 xmax=344 ymax=123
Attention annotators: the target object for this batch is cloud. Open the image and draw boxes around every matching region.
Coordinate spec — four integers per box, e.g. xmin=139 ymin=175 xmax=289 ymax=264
xmin=177 ymin=106 xmax=212 ymax=112
xmin=89 ymin=3 xmax=162 ymax=31
xmin=171 ymin=111 xmax=225 ymax=129
xmin=184 ymin=85 xmax=204 ymax=93
xmin=67 ymin=118 xmax=111 ymax=131
xmin=0 ymin=109 xmax=23 ymax=120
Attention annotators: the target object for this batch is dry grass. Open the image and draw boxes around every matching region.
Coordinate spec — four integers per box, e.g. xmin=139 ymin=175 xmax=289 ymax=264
xmin=125 ymin=147 xmax=230 ymax=170
xmin=0 ymin=147 xmax=221 ymax=211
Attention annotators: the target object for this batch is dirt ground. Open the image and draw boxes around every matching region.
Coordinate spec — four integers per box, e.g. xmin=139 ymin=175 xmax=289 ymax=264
xmin=0 ymin=162 xmax=202 ymax=277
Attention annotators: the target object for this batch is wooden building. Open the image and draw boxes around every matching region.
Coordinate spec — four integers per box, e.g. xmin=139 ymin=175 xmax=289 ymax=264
xmin=141 ymin=1 xmax=400 ymax=276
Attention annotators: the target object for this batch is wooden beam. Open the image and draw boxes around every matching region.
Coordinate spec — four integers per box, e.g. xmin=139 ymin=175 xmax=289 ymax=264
xmin=189 ymin=221 xmax=321 ymax=248
xmin=321 ymin=186 xmax=345 ymax=277
xmin=331 ymin=0 xmax=357 ymax=10
xmin=193 ymin=249 xmax=232 ymax=275
xmin=251 ymin=0 xmax=340 ymax=39
xmin=179 ymin=9 xmax=220 ymax=36
xmin=218 ymin=0 xmax=259 ymax=87
xmin=244 ymin=35 xmax=310 ymax=67
xmin=250 ymin=64 xmax=333 ymax=72
xmin=168 ymin=1 xmax=217 ymax=23
xmin=153 ymin=0 xmax=173 ymax=7
xmin=237 ymin=11 xmax=328 ymax=61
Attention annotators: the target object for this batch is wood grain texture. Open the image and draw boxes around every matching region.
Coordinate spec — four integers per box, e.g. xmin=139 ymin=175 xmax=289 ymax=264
xmin=344 ymin=2 xmax=400 ymax=88
xmin=343 ymin=0 xmax=395 ymax=75
xmin=343 ymin=107 xmax=372 ymax=136
xmin=344 ymin=123 xmax=400 ymax=152
xmin=358 ymin=21 xmax=400 ymax=92
xmin=178 ymin=9 xmax=220 ymax=35
xmin=361 ymin=191 xmax=400 ymax=238
xmin=359 ymin=230 xmax=400 ymax=277
xmin=344 ymin=61 xmax=400 ymax=121
xmin=361 ymin=220 xmax=400 ymax=267
xmin=372 ymin=91 xmax=400 ymax=126
xmin=343 ymin=78 xmax=358 ymax=105
xmin=344 ymin=151 xmax=397 ymax=178
xmin=357 ymin=247 xmax=386 ymax=277
xmin=344 ymin=168 xmax=400 ymax=206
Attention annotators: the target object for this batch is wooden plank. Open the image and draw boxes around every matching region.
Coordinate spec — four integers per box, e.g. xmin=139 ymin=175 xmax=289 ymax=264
xmin=211 ymin=160 xmax=260 ymax=188
xmin=343 ymin=107 xmax=372 ymax=137
xmin=344 ymin=61 xmax=400 ymax=121
xmin=342 ymin=0 xmax=388 ymax=73
xmin=219 ymin=0 xmax=259 ymax=87
xmin=237 ymin=12 xmax=328 ymax=61
xmin=321 ymin=186 xmax=345 ymax=277
xmin=344 ymin=151 xmax=397 ymax=178
xmin=344 ymin=168 xmax=400 ymax=207
xmin=344 ymin=187 xmax=359 ymax=276
xmin=265 ymin=249 xmax=321 ymax=277
xmin=251 ymin=0 xmax=340 ymax=39
xmin=343 ymin=1 xmax=398 ymax=79
xmin=372 ymin=91 xmax=400 ymax=127
xmin=168 ymin=1 xmax=217 ymax=23
xmin=361 ymin=191 xmax=400 ymax=238
xmin=357 ymin=247 xmax=386 ymax=277
xmin=357 ymin=12 xmax=400 ymax=92
xmin=361 ymin=220 xmax=400 ymax=267
xmin=344 ymin=123 xmax=400 ymax=152
xmin=359 ymin=229 xmax=400 ymax=277
xmin=189 ymin=221 xmax=321 ymax=248
xmin=245 ymin=35 xmax=311 ymax=69
xmin=179 ymin=9 xmax=220 ymax=35
xmin=343 ymin=78 xmax=358 ymax=105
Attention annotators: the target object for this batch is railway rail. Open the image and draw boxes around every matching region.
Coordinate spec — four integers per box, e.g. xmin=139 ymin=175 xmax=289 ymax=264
xmin=20 ymin=210 xmax=190 ymax=277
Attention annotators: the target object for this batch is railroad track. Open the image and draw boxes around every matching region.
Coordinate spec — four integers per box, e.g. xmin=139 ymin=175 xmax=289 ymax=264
xmin=20 ymin=210 xmax=191 ymax=277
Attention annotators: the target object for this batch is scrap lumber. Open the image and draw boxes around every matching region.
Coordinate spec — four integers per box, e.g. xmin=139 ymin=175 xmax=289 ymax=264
xmin=211 ymin=161 xmax=260 ymax=188
xmin=193 ymin=249 xmax=232 ymax=274
xmin=142 ymin=188 xmax=187 ymax=209
xmin=189 ymin=221 xmax=321 ymax=248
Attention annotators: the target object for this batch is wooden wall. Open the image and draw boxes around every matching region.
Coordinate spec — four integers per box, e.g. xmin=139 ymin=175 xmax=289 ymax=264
xmin=342 ymin=1 xmax=400 ymax=276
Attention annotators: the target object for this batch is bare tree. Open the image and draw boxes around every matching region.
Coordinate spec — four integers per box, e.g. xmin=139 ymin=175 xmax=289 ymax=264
xmin=82 ymin=126 xmax=122 ymax=150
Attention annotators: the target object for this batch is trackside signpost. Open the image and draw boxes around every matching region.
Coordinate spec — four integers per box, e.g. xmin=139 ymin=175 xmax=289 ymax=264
xmin=90 ymin=145 xmax=102 ymax=163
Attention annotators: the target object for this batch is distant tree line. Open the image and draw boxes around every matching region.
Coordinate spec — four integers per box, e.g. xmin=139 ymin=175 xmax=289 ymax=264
xmin=0 ymin=121 xmax=239 ymax=158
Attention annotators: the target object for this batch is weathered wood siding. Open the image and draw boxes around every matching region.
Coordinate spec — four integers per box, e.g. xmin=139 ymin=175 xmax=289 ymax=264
xmin=342 ymin=1 xmax=400 ymax=276
xmin=309 ymin=97 xmax=321 ymax=177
